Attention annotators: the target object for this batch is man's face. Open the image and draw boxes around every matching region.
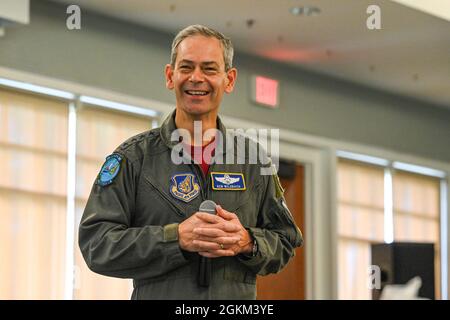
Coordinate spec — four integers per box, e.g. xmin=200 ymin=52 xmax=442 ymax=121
xmin=165 ymin=35 xmax=237 ymax=117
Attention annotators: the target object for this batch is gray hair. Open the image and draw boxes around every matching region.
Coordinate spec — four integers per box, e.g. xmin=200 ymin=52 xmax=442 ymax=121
xmin=170 ymin=24 xmax=234 ymax=71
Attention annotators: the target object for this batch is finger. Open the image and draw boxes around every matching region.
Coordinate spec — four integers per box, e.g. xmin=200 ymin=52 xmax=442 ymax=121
xmin=198 ymin=222 xmax=239 ymax=233
xmin=193 ymin=220 xmax=240 ymax=233
xmin=194 ymin=227 xmax=240 ymax=238
xmin=195 ymin=212 xmax=223 ymax=224
xmin=216 ymin=205 xmax=237 ymax=220
xmin=198 ymin=251 xmax=221 ymax=258
xmin=194 ymin=235 xmax=241 ymax=245
xmin=220 ymin=222 xmax=241 ymax=233
xmin=214 ymin=236 xmax=241 ymax=247
xmin=193 ymin=239 xmax=223 ymax=251
xmin=199 ymin=250 xmax=236 ymax=258
xmin=216 ymin=236 xmax=241 ymax=245
xmin=193 ymin=227 xmax=227 ymax=238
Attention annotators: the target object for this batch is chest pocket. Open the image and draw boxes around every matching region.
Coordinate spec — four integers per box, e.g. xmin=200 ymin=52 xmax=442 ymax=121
xmin=210 ymin=180 xmax=264 ymax=228
xmin=134 ymin=172 xmax=201 ymax=226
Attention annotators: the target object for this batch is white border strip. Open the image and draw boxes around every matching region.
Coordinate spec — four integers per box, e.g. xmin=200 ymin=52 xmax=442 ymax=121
xmin=393 ymin=161 xmax=446 ymax=178
xmin=64 ymin=101 xmax=77 ymax=300
xmin=80 ymin=95 xmax=158 ymax=118
xmin=441 ymin=180 xmax=449 ymax=299
xmin=336 ymin=150 xmax=389 ymax=167
xmin=0 ymin=77 xmax=75 ymax=100
xmin=384 ymin=168 xmax=394 ymax=244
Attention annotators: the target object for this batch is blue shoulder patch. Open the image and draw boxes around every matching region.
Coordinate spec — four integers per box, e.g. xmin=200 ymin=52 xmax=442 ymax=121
xmin=97 ymin=153 xmax=122 ymax=186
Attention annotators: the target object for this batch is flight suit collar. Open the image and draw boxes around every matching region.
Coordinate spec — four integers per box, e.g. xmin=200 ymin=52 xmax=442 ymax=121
xmin=160 ymin=109 xmax=231 ymax=160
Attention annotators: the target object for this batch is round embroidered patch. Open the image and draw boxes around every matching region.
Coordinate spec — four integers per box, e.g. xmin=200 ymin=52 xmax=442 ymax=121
xmin=97 ymin=154 xmax=122 ymax=186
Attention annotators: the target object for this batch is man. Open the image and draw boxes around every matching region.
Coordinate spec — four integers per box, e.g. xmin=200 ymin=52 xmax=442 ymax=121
xmin=79 ymin=24 xmax=303 ymax=300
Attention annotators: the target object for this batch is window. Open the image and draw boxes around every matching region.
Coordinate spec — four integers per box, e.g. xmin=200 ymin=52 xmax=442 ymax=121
xmin=74 ymin=106 xmax=153 ymax=299
xmin=337 ymin=155 xmax=444 ymax=300
xmin=0 ymin=88 xmax=68 ymax=299
xmin=337 ymin=159 xmax=384 ymax=299
xmin=0 ymin=83 xmax=158 ymax=299
xmin=393 ymin=170 xmax=441 ymax=298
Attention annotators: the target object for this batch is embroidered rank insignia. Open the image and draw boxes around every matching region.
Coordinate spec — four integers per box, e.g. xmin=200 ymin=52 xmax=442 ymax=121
xmin=97 ymin=153 xmax=122 ymax=186
xmin=211 ymin=172 xmax=246 ymax=191
xmin=272 ymin=164 xmax=285 ymax=199
xmin=170 ymin=173 xmax=200 ymax=202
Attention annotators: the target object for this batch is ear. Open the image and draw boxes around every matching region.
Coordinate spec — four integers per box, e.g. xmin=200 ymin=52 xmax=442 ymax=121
xmin=224 ymin=68 xmax=237 ymax=94
xmin=165 ymin=64 xmax=174 ymax=90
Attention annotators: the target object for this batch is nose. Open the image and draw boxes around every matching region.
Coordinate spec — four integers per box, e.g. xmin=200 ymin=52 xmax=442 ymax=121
xmin=189 ymin=66 xmax=205 ymax=83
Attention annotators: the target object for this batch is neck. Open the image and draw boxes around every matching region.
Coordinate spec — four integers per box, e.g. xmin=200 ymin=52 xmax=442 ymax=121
xmin=175 ymin=108 xmax=218 ymax=146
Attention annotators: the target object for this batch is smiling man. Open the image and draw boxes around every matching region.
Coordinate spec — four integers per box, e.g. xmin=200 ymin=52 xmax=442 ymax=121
xmin=78 ymin=25 xmax=303 ymax=300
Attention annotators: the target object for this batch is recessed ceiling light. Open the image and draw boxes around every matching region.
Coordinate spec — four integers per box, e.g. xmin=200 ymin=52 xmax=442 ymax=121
xmin=246 ymin=19 xmax=255 ymax=28
xmin=290 ymin=6 xmax=321 ymax=16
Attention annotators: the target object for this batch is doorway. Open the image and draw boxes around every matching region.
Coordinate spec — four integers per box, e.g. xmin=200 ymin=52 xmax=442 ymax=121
xmin=256 ymin=162 xmax=306 ymax=299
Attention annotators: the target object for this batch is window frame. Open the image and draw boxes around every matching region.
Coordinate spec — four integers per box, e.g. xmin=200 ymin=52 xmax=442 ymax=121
xmin=0 ymin=76 xmax=161 ymax=300
xmin=336 ymin=152 xmax=446 ymax=299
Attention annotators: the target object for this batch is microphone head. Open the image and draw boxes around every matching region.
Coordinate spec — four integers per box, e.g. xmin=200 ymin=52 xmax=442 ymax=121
xmin=199 ymin=200 xmax=217 ymax=214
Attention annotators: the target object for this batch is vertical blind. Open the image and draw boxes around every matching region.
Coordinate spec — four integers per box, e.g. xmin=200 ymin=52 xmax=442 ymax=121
xmin=393 ymin=170 xmax=441 ymax=299
xmin=338 ymin=158 xmax=442 ymax=299
xmin=74 ymin=106 xmax=152 ymax=299
xmin=0 ymin=88 xmax=68 ymax=299
xmin=337 ymin=159 xmax=385 ymax=299
xmin=0 ymin=87 xmax=155 ymax=299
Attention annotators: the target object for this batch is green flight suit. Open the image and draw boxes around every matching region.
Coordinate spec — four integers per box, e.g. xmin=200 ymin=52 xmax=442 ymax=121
xmin=78 ymin=110 xmax=303 ymax=299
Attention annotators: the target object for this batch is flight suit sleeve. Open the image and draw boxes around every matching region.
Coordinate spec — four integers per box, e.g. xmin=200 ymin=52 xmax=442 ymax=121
xmin=78 ymin=153 xmax=189 ymax=280
xmin=237 ymin=168 xmax=303 ymax=276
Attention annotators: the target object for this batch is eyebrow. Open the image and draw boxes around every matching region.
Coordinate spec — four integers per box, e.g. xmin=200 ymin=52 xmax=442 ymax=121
xmin=178 ymin=60 xmax=220 ymax=67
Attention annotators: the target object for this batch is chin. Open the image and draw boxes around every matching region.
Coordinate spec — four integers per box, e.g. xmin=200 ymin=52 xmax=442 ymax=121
xmin=182 ymin=104 xmax=215 ymax=116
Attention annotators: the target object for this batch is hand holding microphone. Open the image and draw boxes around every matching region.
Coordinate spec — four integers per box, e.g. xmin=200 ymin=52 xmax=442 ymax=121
xmin=177 ymin=200 xmax=253 ymax=286
xmin=178 ymin=201 xmax=241 ymax=255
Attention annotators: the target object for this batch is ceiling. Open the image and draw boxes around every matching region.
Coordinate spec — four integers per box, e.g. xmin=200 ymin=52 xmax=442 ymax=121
xmin=49 ymin=0 xmax=450 ymax=109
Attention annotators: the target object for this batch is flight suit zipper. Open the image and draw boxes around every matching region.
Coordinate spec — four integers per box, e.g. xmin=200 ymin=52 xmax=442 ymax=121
xmin=190 ymin=163 xmax=207 ymax=201
xmin=204 ymin=163 xmax=213 ymax=200
xmin=190 ymin=159 xmax=216 ymax=202
xmin=143 ymin=176 xmax=185 ymax=217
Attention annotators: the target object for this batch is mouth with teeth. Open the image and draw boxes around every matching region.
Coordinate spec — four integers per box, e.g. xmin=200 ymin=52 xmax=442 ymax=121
xmin=184 ymin=90 xmax=210 ymax=97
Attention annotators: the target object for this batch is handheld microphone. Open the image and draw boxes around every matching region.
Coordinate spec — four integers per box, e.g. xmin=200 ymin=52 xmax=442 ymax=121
xmin=199 ymin=200 xmax=217 ymax=214
xmin=197 ymin=200 xmax=217 ymax=287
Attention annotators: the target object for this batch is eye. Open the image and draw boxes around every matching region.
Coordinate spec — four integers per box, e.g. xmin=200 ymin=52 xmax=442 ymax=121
xmin=204 ymin=67 xmax=217 ymax=73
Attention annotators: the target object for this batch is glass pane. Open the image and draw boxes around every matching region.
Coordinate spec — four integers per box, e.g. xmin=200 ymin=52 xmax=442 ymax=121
xmin=338 ymin=238 xmax=372 ymax=299
xmin=0 ymin=88 xmax=67 ymax=299
xmin=338 ymin=204 xmax=384 ymax=241
xmin=338 ymin=160 xmax=384 ymax=208
xmin=393 ymin=171 xmax=441 ymax=299
xmin=74 ymin=105 xmax=152 ymax=299
xmin=337 ymin=159 xmax=385 ymax=299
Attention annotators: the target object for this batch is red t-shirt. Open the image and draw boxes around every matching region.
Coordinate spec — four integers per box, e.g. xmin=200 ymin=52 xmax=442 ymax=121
xmin=187 ymin=138 xmax=216 ymax=177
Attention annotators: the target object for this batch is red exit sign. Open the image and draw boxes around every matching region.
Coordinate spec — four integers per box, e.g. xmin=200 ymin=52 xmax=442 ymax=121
xmin=251 ymin=75 xmax=279 ymax=108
